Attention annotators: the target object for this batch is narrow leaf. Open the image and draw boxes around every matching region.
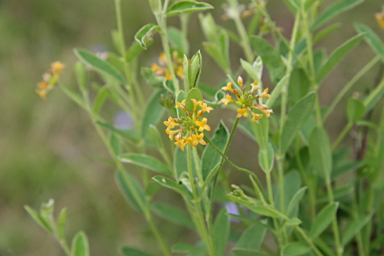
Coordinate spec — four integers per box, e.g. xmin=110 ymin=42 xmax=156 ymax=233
xmin=171 ymin=243 xmax=206 ymax=254
xmin=309 ymin=126 xmax=332 ymax=178
xmin=24 ymin=205 xmax=53 ymax=233
xmin=152 ymin=176 xmax=193 ymax=199
xmin=355 ymin=23 xmax=384 ymax=61
xmin=258 ymin=143 xmax=274 ymax=173
xmin=167 ymin=1 xmax=213 ymax=17
xmin=120 ymin=247 xmax=152 ymax=256
xmin=213 ymin=208 xmax=229 ymax=256
xmin=266 ymin=74 xmax=290 ymax=107
xmin=311 ymin=0 xmax=364 ymax=31
xmin=287 ymin=187 xmax=308 ymax=215
xmin=250 ymin=36 xmax=286 ymax=84
xmin=116 ymin=170 xmax=145 ymax=212
xmin=282 ymin=242 xmax=311 ymax=255
xmin=342 ymin=214 xmax=373 ymax=246
xmin=347 ymin=98 xmax=365 ymax=123
xmin=152 ymin=203 xmax=194 ymax=228
xmin=119 ymin=153 xmax=172 ymax=176
xmin=310 ymin=203 xmax=339 ymax=239
xmin=140 ymin=89 xmax=166 ymax=138
xmin=235 ymin=225 xmax=266 ymax=251
xmin=280 ymin=92 xmax=316 ymax=154
xmin=74 ymin=49 xmax=125 ymax=84
xmin=316 ymin=33 xmax=364 ymax=83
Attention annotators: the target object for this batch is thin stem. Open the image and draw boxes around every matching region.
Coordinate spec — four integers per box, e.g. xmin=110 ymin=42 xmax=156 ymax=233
xmin=228 ymin=0 xmax=254 ymax=62
xmin=332 ymin=122 xmax=353 ymax=151
xmin=56 ymin=237 xmax=71 ymax=256
xmin=323 ymin=56 xmax=380 ymax=122
xmin=325 ymin=176 xmax=343 ymax=256
xmin=295 ymin=227 xmax=324 ymax=256
xmin=187 ymin=146 xmax=216 ymax=256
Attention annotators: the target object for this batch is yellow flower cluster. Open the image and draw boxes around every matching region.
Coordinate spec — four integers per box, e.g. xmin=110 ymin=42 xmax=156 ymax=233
xmin=36 ymin=61 xmax=65 ymax=100
xmin=164 ymin=99 xmax=213 ymax=152
xmin=151 ymin=51 xmax=183 ymax=80
xmin=375 ymin=5 xmax=384 ymax=29
xmin=221 ymin=76 xmax=272 ymax=123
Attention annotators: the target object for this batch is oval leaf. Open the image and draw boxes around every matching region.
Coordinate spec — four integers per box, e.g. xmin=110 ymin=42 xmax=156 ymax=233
xmin=71 ymin=231 xmax=89 ymax=256
xmin=235 ymin=224 xmax=266 ymax=252
xmin=185 ymin=87 xmax=203 ymax=112
xmin=152 ymin=202 xmax=194 ymax=228
xmin=347 ymin=98 xmax=365 ymax=123
xmin=258 ymin=143 xmax=274 ymax=173
xmin=116 ymin=170 xmax=145 ymax=213
xmin=74 ymin=49 xmax=125 ymax=84
xmin=282 ymin=242 xmax=311 ymax=256
xmin=287 ymin=187 xmax=308 ymax=215
xmin=280 ymin=92 xmax=316 ymax=154
xmin=118 ymin=153 xmax=172 ymax=176
xmin=214 ymin=208 xmax=230 ymax=256
xmin=309 ymin=202 xmax=339 ymax=239
xmin=309 ymin=126 xmax=332 ymax=178
xmin=167 ymin=1 xmax=213 ymax=17
xmin=141 ymin=89 xmax=166 ymax=138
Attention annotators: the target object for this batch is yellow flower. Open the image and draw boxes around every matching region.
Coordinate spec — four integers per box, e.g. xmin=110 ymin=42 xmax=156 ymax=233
xmin=222 ymin=82 xmax=234 ymax=93
xmin=151 ymin=51 xmax=183 ymax=80
xmin=195 ymin=118 xmax=211 ymax=132
xmin=236 ymin=108 xmax=249 ymax=118
xmin=221 ymin=94 xmax=235 ymax=105
xmin=164 ymin=97 xmax=213 ymax=152
xmin=375 ymin=6 xmax=384 ymax=29
xmin=221 ymin=75 xmax=273 ymax=122
xmin=251 ymin=112 xmax=263 ymax=123
xmin=36 ymin=61 xmax=64 ymax=100
xmin=50 ymin=61 xmax=65 ymax=74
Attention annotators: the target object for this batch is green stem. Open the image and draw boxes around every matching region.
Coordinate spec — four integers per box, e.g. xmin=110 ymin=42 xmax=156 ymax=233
xmin=180 ymin=14 xmax=190 ymax=54
xmin=332 ymin=122 xmax=353 ymax=151
xmin=56 ymin=237 xmax=71 ymax=256
xmin=187 ymin=146 xmax=216 ymax=256
xmin=228 ymin=0 xmax=254 ymax=62
xmin=323 ymin=56 xmax=381 ymax=122
xmin=295 ymin=227 xmax=324 ymax=256
xmin=325 ymin=176 xmax=343 ymax=256
xmin=155 ymin=1 xmax=180 ymax=94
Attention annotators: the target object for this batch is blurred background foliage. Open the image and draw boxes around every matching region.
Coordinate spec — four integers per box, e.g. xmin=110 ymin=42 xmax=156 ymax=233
xmin=0 ymin=0 xmax=382 ymax=255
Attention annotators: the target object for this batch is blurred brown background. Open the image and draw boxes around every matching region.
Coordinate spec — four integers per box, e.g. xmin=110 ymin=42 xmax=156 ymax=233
xmin=0 ymin=0 xmax=383 ymax=255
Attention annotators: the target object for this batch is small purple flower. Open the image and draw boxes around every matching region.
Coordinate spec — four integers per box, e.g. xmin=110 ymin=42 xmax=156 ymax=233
xmin=225 ymin=202 xmax=240 ymax=223
xmin=114 ymin=111 xmax=133 ymax=129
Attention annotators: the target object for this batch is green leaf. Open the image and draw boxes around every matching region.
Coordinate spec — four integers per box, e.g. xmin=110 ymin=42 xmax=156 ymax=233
xmin=235 ymin=224 xmax=266 ymax=252
xmin=167 ymin=26 xmax=184 ymax=50
xmin=108 ymin=52 xmax=125 ymax=72
xmin=24 ymin=205 xmax=54 ymax=233
xmin=309 ymin=126 xmax=332 ymax=178
xmin=120 ymin=247 xmax=152 ymax=256
xmin=74 ymin=49 xmax=125 ymax=84
xmin=355 ymin=23 xmax=384 ymax=62
xmin=93 ymin=86 xmax=110 ymax=114
xmin=240 ymin=58 xmax=260 ymax=81
xmin=116 ymin=170 xmax=145 ymax=212
xmin=185 ymin=88 xmax=203 ymax=112
xmin=171 ymin=243 xmax=206 ymax=254
xmin=189 ymin=51 xmax=202 ymax=88
xmin=288 ymin=68 xmax=311 ymax=105
xmin=203 ymin=42 xmax=230 ymax=72
xmin=266 ymin=74 xmax=290 ymax=107
xmin=316 ymin=33 xmax=364 ymax=83
xmin=110 ymin=133 xmax=121 ymax=156
xmin=280 ymin=92 xmax=316 ymax=154
xmin=252 ymin=115 xmax=269 ymax=150
xmin=347 ymin=98 xmax=365 ymax=123
xmin=119 ymin=153 xmax=172 ymax=176
xmin=282 ymin=242 xmax=311 ymax=255
xmin=97 ymin=121 xmax=137 ymax=143
xmin=342 ymin=214 xmax=372 ymax=246
xmin=148 ymin=125 xmax=163 ymax=149
xmin=167 ymin=1 xmax=213 ymax=17
xmin=246 ymin=205 xmax=287 ymax=219
xmin=126 ymin=42 xmax=148 ymax=62
xmin=152 ymin=176 xmax=193 ymax=199
xmin=74 ymin=61 xmax=88 ymax=92
xmin=311 ymin=0 xmax=364 ymax=31
xmin=279 ymin=171 xmax=302 ymax=215
xmin=134 ymin=24 xmax=160 ymax=49
xmin=250 ymin=36 xmax=286 ymax=84
xmin=233 ymin=250 xmax=267 ymax=256
xmin=364 ymin=75 xmax=384 ymax=113
xmin=286 ymin=218 xmax=302 ymax=226
xmin=56 ymin=208 xmax=67 ymax=239
xmin=309 ymin=202 xmax=339 ymax=239
xmin=258 ymin=143 xmax=274 ymax=173
xmin=287 ymin=187 xmax=307 ymax=215
xmin=140 ymin=89 xmax=166 ymax=138
xmin=59 ymin=84 xmax=87 ymax=110
xmin=71 ymin=231 xmax=89 ymax=256
xmin=152 ymin=202 xmax=194 ymax=228
xmin=213 ymin=208 xmax=229 ymax=256
xmin=201 ymin=122 xmax=229 ymax=179
xmin=314 ymin=23 xmax=341 ymax=44
xmin=227 ymin=214 xmax=272 ymax=231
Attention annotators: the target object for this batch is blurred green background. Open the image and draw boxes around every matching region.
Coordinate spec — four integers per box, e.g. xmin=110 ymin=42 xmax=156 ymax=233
xmin=0 ymin=0 xmax=382 ymax=255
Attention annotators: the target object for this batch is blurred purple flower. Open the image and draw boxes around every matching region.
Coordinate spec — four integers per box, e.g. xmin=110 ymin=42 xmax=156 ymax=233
xmin=114 ymin=111 xmax=133 ymax=129
xmin=225 ymin=202 xmax=240 ymax=223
